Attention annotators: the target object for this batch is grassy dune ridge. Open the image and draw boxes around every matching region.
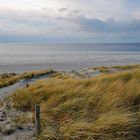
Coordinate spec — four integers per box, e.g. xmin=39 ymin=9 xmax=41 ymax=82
xmin=92 ymin=64 xmax=140 ymax=73
xmin=5 ymin=68 xmax=140 ymax=140
xmin=0 ymin=69 xmax=55 ymax=88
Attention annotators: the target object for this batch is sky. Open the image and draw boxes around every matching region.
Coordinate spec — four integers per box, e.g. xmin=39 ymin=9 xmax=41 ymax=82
xmin=0 ymin=0 xmax=140 ymax=43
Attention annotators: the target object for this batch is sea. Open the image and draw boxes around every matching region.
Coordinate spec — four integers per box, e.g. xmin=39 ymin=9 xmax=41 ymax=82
xmin=0 ymin=43 xmax=140 ymax=73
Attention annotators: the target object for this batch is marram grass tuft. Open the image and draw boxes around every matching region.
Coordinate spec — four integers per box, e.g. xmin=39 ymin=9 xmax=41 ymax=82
xmin=7 ymin=69 xmax=140 ymax=140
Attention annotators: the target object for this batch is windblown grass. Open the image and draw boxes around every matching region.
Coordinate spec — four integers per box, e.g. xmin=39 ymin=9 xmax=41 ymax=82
xmin=94 ymin=66 xmax=110 ymax=73
xmin=0 ymin=69 xmax=55 ymax=88
xmin=112 ymin=64 xmax=140 ymax=70
xmin=93 ymin=64 xmax=140 ymax=73
xmin=0 ymin=73 xmax=20 ymax=88
xmin=7 ymin=69 xmax=140 ymax=140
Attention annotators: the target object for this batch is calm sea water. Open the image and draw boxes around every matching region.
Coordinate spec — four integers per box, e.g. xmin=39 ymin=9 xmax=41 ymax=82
xmin=0 ymin=43 xmax=140 ymax=73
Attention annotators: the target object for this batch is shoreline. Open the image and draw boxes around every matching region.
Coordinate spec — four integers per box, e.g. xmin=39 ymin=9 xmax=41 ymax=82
xmin=1 ymin=62 xmax=140 ymax=73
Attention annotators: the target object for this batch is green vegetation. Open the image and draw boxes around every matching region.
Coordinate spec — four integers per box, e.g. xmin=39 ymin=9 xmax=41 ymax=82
xmin=93 ymin=64 xmax=140 ymax=73
xmin=6 ymin=68 xmax=140 ymax=140
xmin=93 ymin=66 xmax=110 ymax=73
xmin=0 ymin=69 xmax=56 ymax=88
xmin=0 ymin=73 xmax=19 ymax=88
xmin=112 ymin=64 xmax=140 ymax=70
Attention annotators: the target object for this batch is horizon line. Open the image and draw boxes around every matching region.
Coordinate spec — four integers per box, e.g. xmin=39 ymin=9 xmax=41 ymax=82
xmin=0 ymin=42 xmax=140 ymax=45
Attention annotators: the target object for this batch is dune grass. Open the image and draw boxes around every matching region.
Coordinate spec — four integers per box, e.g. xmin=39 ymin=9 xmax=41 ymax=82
xmin=93 ymin=66 xmax=110 ymax=73
xmin=0 ymin=73 xmax=20 ymax=88
xmin=6 ymin=68 xmax=140 ymax=140
xmin=112 ymin=64 xmax=140 ymax=70
xmin=0 ymin=69 xmax=56 ymax=88
xmin=93 ymin=64 xmax=140 ymax=73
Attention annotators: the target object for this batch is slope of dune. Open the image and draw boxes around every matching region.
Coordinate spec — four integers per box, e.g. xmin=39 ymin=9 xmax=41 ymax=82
xmin=3 ymin=68 xmax=140 ymax=140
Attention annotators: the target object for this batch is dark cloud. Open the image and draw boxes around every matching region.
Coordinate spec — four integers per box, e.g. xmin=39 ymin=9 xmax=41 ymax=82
xmin=58 ymin=8 xmax=82 ymax=17
xmin=76 ymin=17 xmax=140 ymax=33
xmin=72 ymin=10 xmax=81 ymax=14
xmin=58 ymin=8 xmax=67 ymax=13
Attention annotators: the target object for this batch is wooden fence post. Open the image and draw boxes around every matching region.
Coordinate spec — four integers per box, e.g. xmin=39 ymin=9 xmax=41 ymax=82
xmin=35 ymin=104 xmax=41 ymax=137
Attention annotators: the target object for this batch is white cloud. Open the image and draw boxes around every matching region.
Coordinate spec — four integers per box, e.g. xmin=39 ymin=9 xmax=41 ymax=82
xmin=0 ymin=0 xmax=139 ymax=42
xmin=0 ymin=0 xmax=136 ymax=20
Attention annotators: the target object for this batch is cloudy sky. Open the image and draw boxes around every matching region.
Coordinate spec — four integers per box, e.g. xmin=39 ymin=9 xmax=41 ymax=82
xmin=0 ymin=0 xmax=140 ymax=43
